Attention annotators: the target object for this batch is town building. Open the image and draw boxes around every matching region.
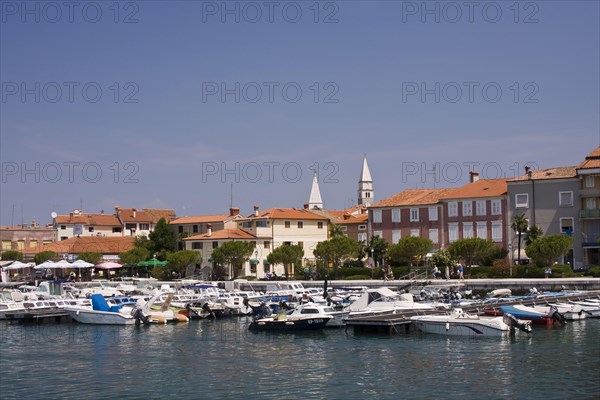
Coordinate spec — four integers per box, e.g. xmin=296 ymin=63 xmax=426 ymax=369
xmin=0 ymin=221 xmax=57 ymax=261
xmin=169 ymin=208 xmax=243 ymax=250
xmin=576 ymin=147 xmax=600 ymax=267
xmin=37 ymin=236 xmax=136 ymax=262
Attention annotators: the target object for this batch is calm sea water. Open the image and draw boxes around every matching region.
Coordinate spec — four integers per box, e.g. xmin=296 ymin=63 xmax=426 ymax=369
xmin=1 ymin=317 xmax=599 ymax=400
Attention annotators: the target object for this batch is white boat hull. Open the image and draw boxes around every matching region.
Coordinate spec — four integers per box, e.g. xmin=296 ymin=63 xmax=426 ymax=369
xmin=411 ymin=314 xmax=510 ymax=337
xmin=65 ymin=308 xmax=136 ymax=325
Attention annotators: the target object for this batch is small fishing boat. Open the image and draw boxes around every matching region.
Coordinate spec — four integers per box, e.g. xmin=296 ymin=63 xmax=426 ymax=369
xmin=247 ymin=301 xmax=333 ymax=331
xmin=411 ymin=308 xmax=532 ymax=337
xmin=495 ymin=304 xmax=566 ymax=325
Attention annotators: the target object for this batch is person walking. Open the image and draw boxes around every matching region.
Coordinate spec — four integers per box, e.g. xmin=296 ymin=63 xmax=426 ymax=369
xmin=458 ymin=263 xmax=464 ymax=280
xmin=445 ymin=266 xmax=450 ymax=280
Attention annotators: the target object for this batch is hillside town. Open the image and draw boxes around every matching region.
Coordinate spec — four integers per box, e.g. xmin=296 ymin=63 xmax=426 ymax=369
xmin=1 ymin=146 xmax=599 ymax=281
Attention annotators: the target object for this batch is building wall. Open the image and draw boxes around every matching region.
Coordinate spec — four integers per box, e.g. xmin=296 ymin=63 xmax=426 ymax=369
xmin=0 ymin=226 xmax=57 ymax=253
xmin=369 ymin=206 xmax=444 ymax=246
xmin=577 ymin=173 xmax=600 ymax=265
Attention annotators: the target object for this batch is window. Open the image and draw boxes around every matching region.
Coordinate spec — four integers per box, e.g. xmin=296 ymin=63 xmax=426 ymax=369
xmin=88 ymin=226 xmax=94 ymax=233
xmin=178 ymin=226 xmax=183 ymax=234
xmin=410 ymin=208 xmax=419 ymax=222
xmin=1 ymin=240 xmax=11 ymax=250
xmin=126 ymin=223 xmax=136 ymax=230
xmin=392 ymin=209 xmax=401 ymax=223
xmin=357 ymin=233 xmax=367 ymax=242
xmin=60 ymin=236 xmax=68 ymax=241
xmin=449 ymin=223 xmax=458 ymax=242
xmin=560 ymin=218 xmax=574 ymax=237
xmin=140 ymin=223 xmax=150 ymax=230
xmin=317 ymin=222 xmax=323 ymax=229
xmin=515 ymin=194 xmax=529 ymax=208
xmin=448 ymin=202 xmax=458 ymax=217
xmin=491 ymin=199 xmax=501 ymax=215
xmin=429 ymin=207 xmax=438 ymax=221
xmin=112 ymin=227 xmax=122 ymax=233
xmin=192 ymin=242 xmax=202 ymax=250
xmin=340 ymin=225 xmax=347 ymax=231
xmin=192 ymin=225 xmax=199 ymax=233
xmin=559 ymin=191 xmax=573 ymax=207
xmin=297 ymin=221 xmax=303 ymax=229
xmin=373 ymin=210 xmax=382 ymax=223
xmin=492 ymin=222 xmax=502 ymax=241
xmin=297 ymin=241 xmax=304 ymax=248
xmin=476 ymin=200 xmax=486 ymax=216
xmin=586 ymin=198 xmax=597 ymax=210
xmin=30 ymin=240 xmax=39 ymax=249
xmin=264 ymin=241 xmax=271 ymax=249
xmin=256 ymin=220 xmax=268 ymax=228
xmin=463 ymin=223 xmax=473 ymax=239
xmin=462 ymin=202 xmax=472 ymax=216
xmin=410 ymin=229 xmax=419 ymax=237
xmin=60 ymin=225 xmax=66 ymax=230
xmin=243 ymin=221 xmax=253 ymax=228
xmin=392 ymin=230 xmax=401 ymax=244
xmin=212 ymin=241 xmax=218 ymax=249
xmin=17 ymin=240 xmax=25 ymax=250
xmin=373 ymin=230 xmax=383 ymax=238
xmin=284 ymin=221 xmax=291 ymax=228
xmin=586 ymin=176 xmax=595 ymax=188
xmin=476 ymin=222 xmax=487 ymax=239
xmin=429 ymin=229 xmax=438 ymax=244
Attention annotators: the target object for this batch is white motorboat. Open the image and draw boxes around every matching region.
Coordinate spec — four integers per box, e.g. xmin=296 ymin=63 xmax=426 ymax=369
xmin=411 ymin=308 xmax=532 ymax=337
xmin=247 ymin=301 xmax=333 ymax=331
xmin=346 ymin=287 xmax=443 ymax=316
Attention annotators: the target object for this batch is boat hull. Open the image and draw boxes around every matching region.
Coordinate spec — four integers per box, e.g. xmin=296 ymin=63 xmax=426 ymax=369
xmin=249 ymin=317 xmax=330 ymax=331
xmin=65 ymin=308 xmax=136 ymax=325
xmin=411 ymin=316 xmax=509 ymax=337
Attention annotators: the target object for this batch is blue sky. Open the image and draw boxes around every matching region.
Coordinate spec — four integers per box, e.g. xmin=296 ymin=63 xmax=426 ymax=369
xmin=1 ymin=0 xmax=599 ymax=225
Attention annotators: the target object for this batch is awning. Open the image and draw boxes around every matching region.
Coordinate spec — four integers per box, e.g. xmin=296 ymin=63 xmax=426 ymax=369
xmin=249 ymin=259 xmax=259 ymax=264
xmin=263 ymin=260 xmax=270 ymax=265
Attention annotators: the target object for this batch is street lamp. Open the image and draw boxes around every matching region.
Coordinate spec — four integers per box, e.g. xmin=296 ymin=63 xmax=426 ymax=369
xmin=370 ymin=248 xmax=375 ymax=267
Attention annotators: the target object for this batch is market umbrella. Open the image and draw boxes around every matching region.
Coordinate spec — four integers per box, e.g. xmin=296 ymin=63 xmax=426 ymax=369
xmin=95 ymin=262 xmax=123 ymax=269
xmin=72 ymin=259 xmax=94 ymax=268
xmin=34 ymin=260 xmax=56 ymax=270
xmin=2 ymin=261 xmax=33 ymax=271
xmin=136 ymin=258 xmax=167 ymax=267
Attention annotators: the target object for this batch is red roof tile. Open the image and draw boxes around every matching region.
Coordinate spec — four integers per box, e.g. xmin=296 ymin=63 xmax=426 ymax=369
xmin=577 ymin=146 xmax=600 ymax=170
xmin=117 ymin=208 xmax=175 ymax=223
xmin=441 ymin=179 xmax=507 ymax=199
xmin=184 ymin=229 xmax=256 ymax=240
xmin=370 ymin=188 xmax=455 ymax=208
xmin=243 ymin=208 xmax=329 ymax=221
xmin=37 ymin=236 xmax=136 ymax=254
xmin=511 ymin=166 xmax=577 ymax=181
xmin=170 ymin=214 xmax=231 ymax=224
xmin=54 ymin=213 xmax=121 ymax=226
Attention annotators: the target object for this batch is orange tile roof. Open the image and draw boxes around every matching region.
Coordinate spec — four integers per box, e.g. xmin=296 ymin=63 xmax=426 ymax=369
xmin=335 ymin=213 xmax=369 ymax=225
xmin=511 ymin=166 xmax=577 ymax=181
xmin=577 ymin=146 xmax=600 ymax=170
xmin=441 ymin=179 xmax=508 ymax=199
xmin=37 ymin=236 xmax=136 ymax=254
xmin=54 ymin=213 xmax=121 ymax=226
xmin=170 ymin=214 xmax=231 ymax=224
xmin=370 ymin=188 xmax=455 ymax=208
xmin=184 ymin=229 xmax=256 ymax=240
xmin=244 ymin=208 xmax=329 ymax=221
xmin=117 ymin=208 xmax=176 ymax=223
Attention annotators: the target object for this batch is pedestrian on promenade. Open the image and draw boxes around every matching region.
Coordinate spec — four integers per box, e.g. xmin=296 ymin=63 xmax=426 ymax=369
xmin=458 ymin=263 xmax=464 ymax=280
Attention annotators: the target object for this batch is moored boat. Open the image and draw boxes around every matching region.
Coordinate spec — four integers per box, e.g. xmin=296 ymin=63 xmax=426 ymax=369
xmin=247 ymin=301 xmax=333 ymax=331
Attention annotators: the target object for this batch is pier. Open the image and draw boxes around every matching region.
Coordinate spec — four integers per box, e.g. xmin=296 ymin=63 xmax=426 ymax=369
xmin=345 ymin=290 xmax=600 ymax=334
xmin=4 ymin=309 xmax=71 ymax=324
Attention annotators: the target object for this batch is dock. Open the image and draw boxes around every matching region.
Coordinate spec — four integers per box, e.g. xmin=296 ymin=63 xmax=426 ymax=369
xmin=4 ymin=309 xmax=71 ymax=324
xmin=345 ymin=290 xmax=600 ymax=334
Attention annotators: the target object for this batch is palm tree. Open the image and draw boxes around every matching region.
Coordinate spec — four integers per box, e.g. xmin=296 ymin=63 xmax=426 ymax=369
xmin=511 ymin=213 xmax=529 ymax=267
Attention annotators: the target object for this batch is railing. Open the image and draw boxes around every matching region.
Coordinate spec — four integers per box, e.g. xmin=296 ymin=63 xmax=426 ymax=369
xmin=580 ymin=209 xmax=600 ymax=218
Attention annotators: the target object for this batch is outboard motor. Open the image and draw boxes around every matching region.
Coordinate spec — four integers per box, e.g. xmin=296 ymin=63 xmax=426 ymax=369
xmin=131 ymin=306 xmax=151 ymax=325
xmin=201 ymin=302 xmax=216 ymax=319
xmin=503 ymin=313 xmax=532 ymax=333
xmin=548 ymin=306 xmax=567 ymax=325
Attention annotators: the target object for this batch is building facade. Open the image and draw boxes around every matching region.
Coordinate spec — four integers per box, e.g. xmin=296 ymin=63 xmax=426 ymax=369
xmin=576 ymin=147 xmax=600 ymax=267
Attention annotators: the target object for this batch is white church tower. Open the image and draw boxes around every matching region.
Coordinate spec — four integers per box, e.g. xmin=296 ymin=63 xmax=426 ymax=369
xmin=358 ymin=155 xmax=374 ymax=207
xmin=307 ymin=171 xmax=323 ymax=210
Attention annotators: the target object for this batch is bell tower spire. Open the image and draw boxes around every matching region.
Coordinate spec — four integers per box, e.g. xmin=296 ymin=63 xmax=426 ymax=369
xmin=358 ymin=154 xmax=374 ymax=207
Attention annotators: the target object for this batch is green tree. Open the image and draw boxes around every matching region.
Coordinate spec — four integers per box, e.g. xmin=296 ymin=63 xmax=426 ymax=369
xmin=448 ymin=238 xmax=496 ymax=267
xmin=329 ymin=224 xmax=345 ymax=238
xmin=525 ymin=225 xmax=543 ymax=246
xmin=211 ymin=241 xmax=255 ymax=279
xmin=267 ymin=244 xmax=305 ymax=279
xmin=135 ymin=235 xmax=154 ymax=253
xmin=119 ymin=247 xmax=151 ymax=265
xmin=1 ymin=250 xmax=23 ymax=261
xmin=34 ymin=251 xmax=58 ymax=265
xmin=148 ymin=218 xmax=177 ymax=253
xmin=511 ymin=213 xmax=529 ymax=265
xmin=430 ymin=248 xmax=455 ymax=272
xmin=167 ymin=250 xmax=200 ymax=276
xmin=525 ymin=234 xmax=574 ymax=267
xmin=77 ymin=252 xmax=102 ymax=265
xmin=313 ymin=236 xmax=361 ymax=279
xmin=366 ymin=235 xmax=388 ymax=267
xmin=386 ymin=236 xmax=433 ymax=266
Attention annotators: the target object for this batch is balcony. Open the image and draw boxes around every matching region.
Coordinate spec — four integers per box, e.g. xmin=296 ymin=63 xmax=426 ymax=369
xmin=580 ymin=209 xmax=600 ymax=219
xmin=579 ymin=188 xmax=600 ymax=197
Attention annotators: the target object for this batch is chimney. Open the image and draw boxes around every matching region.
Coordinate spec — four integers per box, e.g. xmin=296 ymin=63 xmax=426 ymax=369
xmin=132 ymin=208 xmax=137 ymax=218
xmin=229 ymin=207 xmax=239 ymax=216
xmin=254 ymin=205 xmax=259 ymax=217
xmin=469 ymin=171 xmax=480 ymax=183
xmin=207 ymin=223 xmax=212 ymax=237
xmin=303 ymin=203 xmax=309 ymax=210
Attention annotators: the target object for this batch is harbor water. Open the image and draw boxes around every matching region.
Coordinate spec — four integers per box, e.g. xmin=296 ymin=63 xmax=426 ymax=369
xmin=1 ymin=318 xmax=599 ymax=399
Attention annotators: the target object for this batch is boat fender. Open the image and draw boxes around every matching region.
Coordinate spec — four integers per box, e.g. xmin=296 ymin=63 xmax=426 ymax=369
xmin=445 ymin=322 xmax=450 ymax=331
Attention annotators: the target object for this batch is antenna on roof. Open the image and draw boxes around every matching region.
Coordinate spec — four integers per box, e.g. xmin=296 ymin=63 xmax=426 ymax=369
xmin=230 ymin=183 xmax=233 ymax=209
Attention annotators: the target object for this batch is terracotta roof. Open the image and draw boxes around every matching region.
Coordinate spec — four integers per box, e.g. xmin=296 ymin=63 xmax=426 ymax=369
xmin=54 ymin=213 xmax=121 ymax=226
xmin=116 ymin=208 xmax=175 ymax=223
xmin=335 ymin=213 xmax=369 ymax=225
xmin=511 ymin=166 xmax=577 ymax=181
xmin=441 ymin=179 xmax=508 ymax=199
xmin=313 ymin=209 xmax=368 ymax=224
xmin=184 ymin=229 xmax=256 ymax=241
xmin=577 ymin=147 xmax=600 ymax=170
xmin=243 ymin=208 xmax=329 ymax=221
xmin=37 ymin=236 xmax=136 ymax=254
xmin=370 ymin=188 xmax=454 ymax=208
xmin=170 ymin=214 xmax=231 ymax=224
